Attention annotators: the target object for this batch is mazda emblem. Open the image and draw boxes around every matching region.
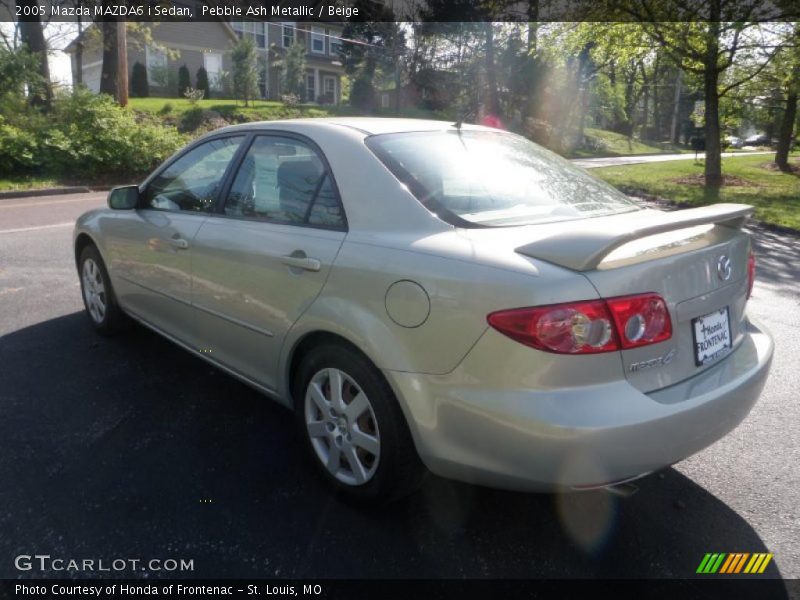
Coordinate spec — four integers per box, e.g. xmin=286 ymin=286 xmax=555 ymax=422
xmin=717 ymin=255 xmax=732 ymax=281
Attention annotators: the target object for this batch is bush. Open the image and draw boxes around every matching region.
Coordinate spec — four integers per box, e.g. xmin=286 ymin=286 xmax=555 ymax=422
xmin=349 ymin=76 xmax=375 ymax=110
xmin=42 ymin=89 xmax=185 ymax=178
xmin=196 ymin=67 xmax=210 ymax=99
xmin=130 ymin=61 xmax=148 ymax=97
xmin=158 ymin=102 xmax=173 ymax=115
xmin=281 ymin=93 xmax=300 ymax=108
xmin=0 ymin=115 xmax=40 ymax=173
xmin=178 ymin=64 xmax=191 ymax=97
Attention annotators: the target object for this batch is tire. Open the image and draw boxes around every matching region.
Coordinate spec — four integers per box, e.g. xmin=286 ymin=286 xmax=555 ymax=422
xmin=78 ymin=244 xmax=127 ymax=335
xmin=294 ymin=342 xmax=427 ymax=504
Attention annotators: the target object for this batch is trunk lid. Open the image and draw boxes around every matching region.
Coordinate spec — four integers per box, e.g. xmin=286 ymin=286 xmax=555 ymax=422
xmin=511 ymin=203 xmax=754 ymax=392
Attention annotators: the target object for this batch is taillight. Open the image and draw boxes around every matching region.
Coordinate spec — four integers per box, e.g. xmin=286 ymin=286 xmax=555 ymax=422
xmin=487 ymin=293 xmax=672 ymax=354
xmin=606 ymin=293 xmax=672 ymax=349
xmin=747 ymin=249 xmax=756 ymax=300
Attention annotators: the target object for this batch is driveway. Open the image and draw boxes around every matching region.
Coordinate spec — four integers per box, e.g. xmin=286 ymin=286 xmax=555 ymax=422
xmin=572 ymin=151 xmax=773 ymax=169
xmin=0 ymin=192 xmax=797 ymax=584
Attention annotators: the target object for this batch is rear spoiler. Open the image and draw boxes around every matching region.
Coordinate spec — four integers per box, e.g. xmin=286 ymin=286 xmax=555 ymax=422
xmin=515 ymin=203 xmax=754 ymax=272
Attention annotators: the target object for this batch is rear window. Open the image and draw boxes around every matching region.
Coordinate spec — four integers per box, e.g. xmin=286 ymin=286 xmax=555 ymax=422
xmin=365 ymin=129 xmax=639 ymax=227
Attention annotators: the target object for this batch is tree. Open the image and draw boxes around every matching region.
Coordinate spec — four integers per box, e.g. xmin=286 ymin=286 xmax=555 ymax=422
xmin=196 ymin=67 xmax=211 ymax=99
xmin=280 ymin=42 xmax=306 ymax=99
xmin=130 ymin=61 xmax=148 ymax=97
xmin=16 ymin=0 xmax=51 ymax=109
xmin=606 ymin=1 xmax=786 ymax=193
xmin=774 ymin=24 xmax=800 ymax=171
xmin=99 ymin=18 xmax=118 ymax=98
xmin=230 ymin=36 xmax=258 ymax=106
xmin=178 ymin=64 xmax=191 ymax=97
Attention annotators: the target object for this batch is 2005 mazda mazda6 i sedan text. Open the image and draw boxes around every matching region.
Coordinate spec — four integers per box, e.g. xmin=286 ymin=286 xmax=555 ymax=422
xmin=74 ymin=118 xmax=774 ymax=502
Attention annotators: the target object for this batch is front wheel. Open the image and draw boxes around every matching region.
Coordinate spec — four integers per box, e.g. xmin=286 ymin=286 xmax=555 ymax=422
xmin=78 ymin=245 xmax=127 ymax=335
xmin=294 ymin=343 xmax=427 ymax=503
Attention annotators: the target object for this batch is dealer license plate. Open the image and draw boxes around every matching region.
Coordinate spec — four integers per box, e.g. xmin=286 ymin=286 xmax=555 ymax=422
xmin=692 ymin=307 xmax=732 ymax=366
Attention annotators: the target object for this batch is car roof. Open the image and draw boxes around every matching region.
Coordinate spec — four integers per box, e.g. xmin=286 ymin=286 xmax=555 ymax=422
xmin=213 ymin=117 xmax=494 ymax=137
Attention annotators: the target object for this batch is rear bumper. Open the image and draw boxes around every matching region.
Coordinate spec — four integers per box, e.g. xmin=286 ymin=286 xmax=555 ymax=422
xmin=385 ymin=318 xmax=773 ymax=492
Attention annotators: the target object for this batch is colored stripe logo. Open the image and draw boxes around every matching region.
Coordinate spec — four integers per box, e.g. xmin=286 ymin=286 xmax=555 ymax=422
xmin=696 ymin=553 xmax=773 ymax=574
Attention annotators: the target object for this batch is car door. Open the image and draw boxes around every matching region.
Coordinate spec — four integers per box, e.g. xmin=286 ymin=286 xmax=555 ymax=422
xmin=190 ymin=133 xmax=347 ymax=392
xmin=103 ymin=135 xmax=246 ymax=345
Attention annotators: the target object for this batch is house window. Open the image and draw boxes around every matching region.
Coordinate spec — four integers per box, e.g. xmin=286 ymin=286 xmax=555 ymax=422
xmin=146 ymin=45 xmax=168 ymax=86
xmin=282 ymin=23 xmax=295 ymax=47
xmin=310 ymin=27 xmax=325 ymax=54
xmin=329 ymin=34 xmax=342 ymax=56
xmin=232 ymin=20 xmax=266 ymax=48
xmin=306 ymin=73 xmax=316 ymax=102
xmin=381 ymin=93 xmax=389 ymax=108
xmin=204 ymin=53 xmax=223 ymax=91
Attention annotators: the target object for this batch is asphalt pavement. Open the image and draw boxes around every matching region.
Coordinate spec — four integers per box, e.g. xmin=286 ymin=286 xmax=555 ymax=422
xmin=0 ymin=191 xmax=797 ymax=585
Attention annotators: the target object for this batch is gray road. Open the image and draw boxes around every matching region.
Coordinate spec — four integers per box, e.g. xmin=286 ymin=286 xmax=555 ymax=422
xmin=0 ymin=192 xmax=798 ymax=584
xmin=572 ymin=150 xmax=773 ymax=169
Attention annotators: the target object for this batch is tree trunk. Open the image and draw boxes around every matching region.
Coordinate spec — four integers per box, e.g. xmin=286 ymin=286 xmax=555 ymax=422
xmin=775 ymin=72 xmax=798 ymax=171
xmin=17 ymin=0 xmax=52 ymax=109
xmin=74 ymin=17 xmax=84 ymax=86
xmin=703 ymin=21 xmax=723 ymax=192
xmin=670 ymin=69 xmax=683 ymax=144
xmin=100 ymin=20 xmax=119 ymax=98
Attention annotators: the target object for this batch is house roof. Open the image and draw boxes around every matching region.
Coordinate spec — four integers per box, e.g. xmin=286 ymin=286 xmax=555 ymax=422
xmin=64 ymin=18 xmax=238 ymax=54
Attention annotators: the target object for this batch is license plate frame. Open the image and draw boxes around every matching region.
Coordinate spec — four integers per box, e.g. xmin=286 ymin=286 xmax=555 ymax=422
xmin=691 ymin=306 xmax=732 ymax=367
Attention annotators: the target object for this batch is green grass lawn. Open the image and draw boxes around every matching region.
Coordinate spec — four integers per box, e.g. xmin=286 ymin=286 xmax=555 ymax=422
xmin=128 ymin=97 xmax=360 ymax=122
xmin=593 ymin=154 xmax=800 ymax=231
xmin=0 ymin=175 xmax=60 ymax=192
xmin=128 ymin=97 xmax=446 ymax=126
xmin=569 ymin=127 xmax=690 ymax=158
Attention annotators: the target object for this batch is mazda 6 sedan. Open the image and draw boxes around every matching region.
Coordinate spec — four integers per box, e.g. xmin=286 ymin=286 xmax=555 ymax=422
xmin=74 ymin=118 xmax=774 ymax=502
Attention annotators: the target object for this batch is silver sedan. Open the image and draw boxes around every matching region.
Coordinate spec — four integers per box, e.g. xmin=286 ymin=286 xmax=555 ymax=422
xmin=74 ymin=118 xmax=773 ymax=502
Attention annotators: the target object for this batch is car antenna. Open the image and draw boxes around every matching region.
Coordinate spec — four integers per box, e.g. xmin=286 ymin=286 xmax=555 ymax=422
xmin=453 ymin=108 xmax=475 ymax=131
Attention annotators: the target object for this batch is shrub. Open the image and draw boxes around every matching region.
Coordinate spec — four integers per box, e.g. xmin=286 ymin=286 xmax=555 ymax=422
xmin=42 ymin=89 xmax=185 ymax=178
xmin=230 ymin=36 xmax=259 ymax=106
xmin=0 ymin=115 xmax=40 ymax=173
xmin=158 ymin=102 xmax=174 ymax=115
xmin=196 ymin=67 xmax=210 ymax=99
xmin=281 ymin=93 xmax=300 ymax=108
xmin=178 ymin=64 xmax=191 ymax=97
xmin=130 ymin=61 xmax=149 ymax=97
xmin=183 ymin=87 xmax=205 ymax=105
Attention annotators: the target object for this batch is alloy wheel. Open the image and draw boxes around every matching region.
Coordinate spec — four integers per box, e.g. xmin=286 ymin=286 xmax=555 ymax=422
xmin=82 ymin=258 xmax=107 ymax=324
xmin=304 ymin=368 xmax=381 ymax=486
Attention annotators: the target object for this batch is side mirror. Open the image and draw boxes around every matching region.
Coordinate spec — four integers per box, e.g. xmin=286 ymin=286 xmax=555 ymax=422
xmin=108 ymin=185 xmax=139 ymax=210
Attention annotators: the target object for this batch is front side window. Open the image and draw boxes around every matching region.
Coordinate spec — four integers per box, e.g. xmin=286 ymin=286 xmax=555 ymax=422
xmin=224 ymin=136 xmax=344 ymax=228
xmin=143 ymin=136 xmax=244 ymax=213
xmin=365 ymin=130 xmax=639 ymax=227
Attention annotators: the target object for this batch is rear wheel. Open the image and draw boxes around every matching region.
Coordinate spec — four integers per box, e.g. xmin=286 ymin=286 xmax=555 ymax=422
xmin=78 ymin=245 xmax=127 ymax=335
xmin=294 ymin=343 xmax=426 ymax=503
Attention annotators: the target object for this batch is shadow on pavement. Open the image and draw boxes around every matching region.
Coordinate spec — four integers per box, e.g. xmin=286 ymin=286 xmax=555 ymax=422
xmin=0 ymin=313 xmax=787 ymax=590
xmin=749 ymin=225 xmax=800 ymax=294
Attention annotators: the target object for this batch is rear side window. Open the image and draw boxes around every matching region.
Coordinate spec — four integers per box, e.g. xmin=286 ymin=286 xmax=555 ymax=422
xmin=223 ymin=135 xmax=345 ymax=229
xmin=365 ymin=130 xmax=638 ymax=227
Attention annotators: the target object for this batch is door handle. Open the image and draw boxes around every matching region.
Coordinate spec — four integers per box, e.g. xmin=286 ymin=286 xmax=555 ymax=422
xmin=170 ymin=237 xmax=189 ymax=250
xmin=281 ymin=254 xmax=321 ymax=272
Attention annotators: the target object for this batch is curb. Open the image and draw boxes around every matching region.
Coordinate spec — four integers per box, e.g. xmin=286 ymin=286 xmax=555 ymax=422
xmin=0 ymin=186 xmax=93 ymax=200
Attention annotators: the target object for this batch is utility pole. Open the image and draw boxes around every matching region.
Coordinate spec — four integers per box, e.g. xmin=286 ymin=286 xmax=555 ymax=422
xmin=116 ymin=20 xmax=128 ymax=107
